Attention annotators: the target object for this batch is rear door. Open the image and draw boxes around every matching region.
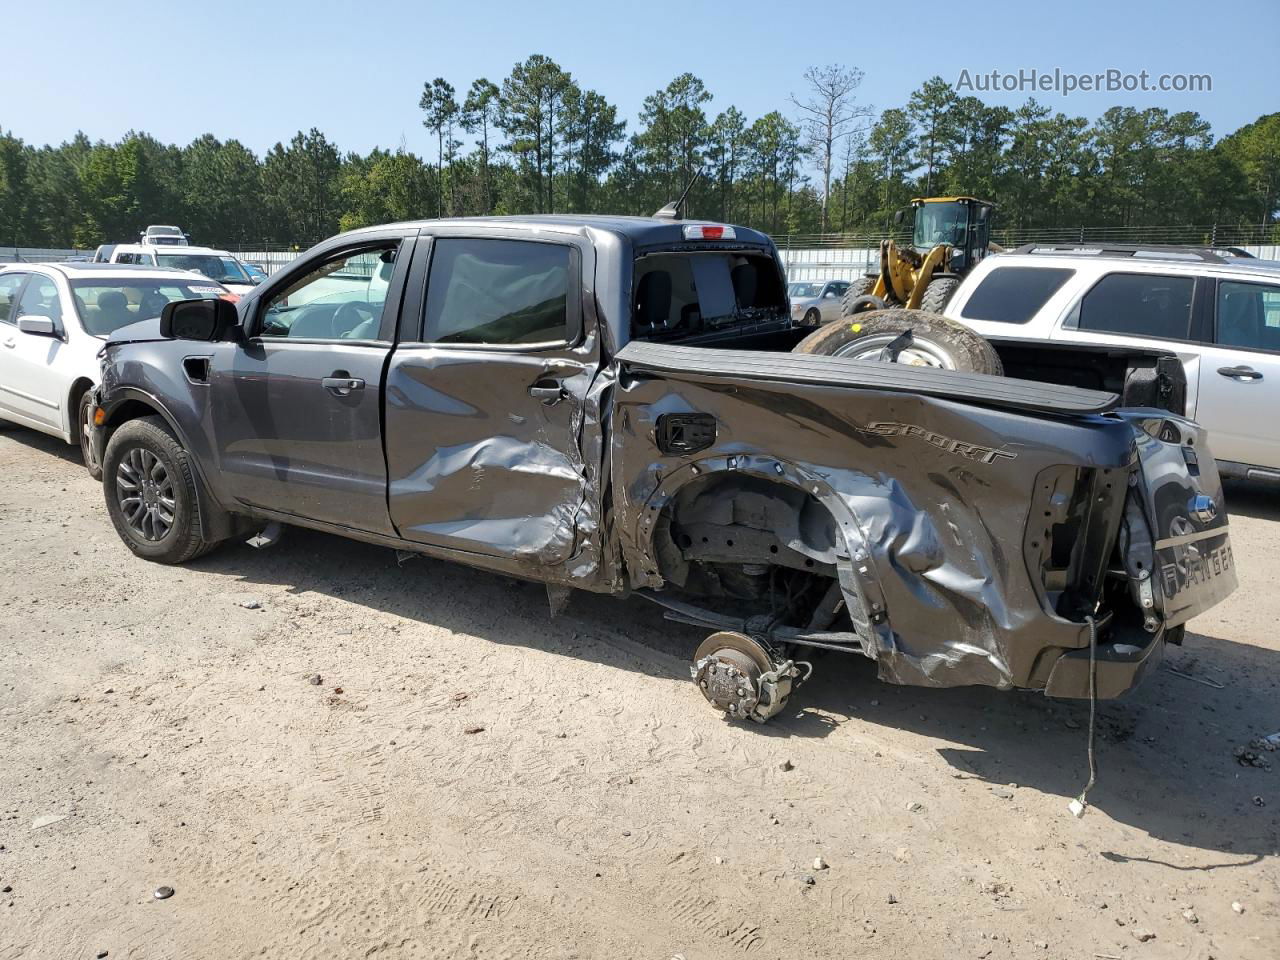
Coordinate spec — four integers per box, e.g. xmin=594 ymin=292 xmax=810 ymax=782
xmin=206 ymin=233 xmax=414 ymax=535
xmin=1050 ymin=270 xmax=1206 ymax=412
xmin=1193 ymin=277 xmax=1280 ymax=473
xmin=384 ymin=228 xmax=597 ymax=564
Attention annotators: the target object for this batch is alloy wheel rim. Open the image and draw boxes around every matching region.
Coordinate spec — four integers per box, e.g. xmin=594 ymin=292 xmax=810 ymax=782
xmin=116 ymin=447 xmax=176 ymax=541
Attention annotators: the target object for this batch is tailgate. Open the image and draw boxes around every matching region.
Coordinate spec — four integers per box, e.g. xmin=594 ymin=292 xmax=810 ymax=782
xmin=1121 ymin=412 xmax=1237 ymax=626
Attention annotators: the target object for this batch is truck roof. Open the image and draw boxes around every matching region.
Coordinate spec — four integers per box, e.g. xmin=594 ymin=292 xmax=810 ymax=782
xmin=341 ymin=214 xmax=776 ymax=248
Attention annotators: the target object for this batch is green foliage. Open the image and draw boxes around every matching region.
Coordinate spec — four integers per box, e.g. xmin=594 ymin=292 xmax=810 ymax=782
xmin=2 ymin=63 xmax=1276 ymax=249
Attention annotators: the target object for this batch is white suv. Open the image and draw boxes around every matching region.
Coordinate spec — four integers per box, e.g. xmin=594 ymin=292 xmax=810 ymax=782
xmin=108 ymin=243 xmax=258 ymax=296
xmin=946 ymin=245 xmax=1280 ymax=483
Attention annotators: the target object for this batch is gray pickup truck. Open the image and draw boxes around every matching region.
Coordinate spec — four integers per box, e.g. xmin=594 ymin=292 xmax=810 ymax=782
xmin=90 ymin=216 xmax=1237 ymax=722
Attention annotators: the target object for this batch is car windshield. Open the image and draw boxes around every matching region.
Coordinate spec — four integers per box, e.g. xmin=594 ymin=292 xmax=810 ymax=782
xmin=70 ymin=278 xmax=230 ymax=337
xmin=155 ymin=253 xmax=249 ymax=284
xmin=788 ymin=282 xmax=825 ymax=298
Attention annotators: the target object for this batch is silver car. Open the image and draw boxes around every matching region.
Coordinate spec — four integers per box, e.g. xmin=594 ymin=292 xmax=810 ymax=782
xmin=789 ymin=279 xmax=849 ymax=326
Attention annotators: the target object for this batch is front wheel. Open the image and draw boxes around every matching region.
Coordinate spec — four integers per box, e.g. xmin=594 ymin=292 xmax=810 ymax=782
xmin=78 ymin=391 xmax=103 ymax=480
xmin=919 ymin=276 xmax=961 ymax=314
xmin=792 ymin=309 xmax=1004 ymax=375
xmin=102 ymin=416 xmax=219 ymax=564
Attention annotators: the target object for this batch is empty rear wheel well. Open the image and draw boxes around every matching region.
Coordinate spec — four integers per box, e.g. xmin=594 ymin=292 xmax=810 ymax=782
xmin=652 ymin=473 xmax=846 ymax=625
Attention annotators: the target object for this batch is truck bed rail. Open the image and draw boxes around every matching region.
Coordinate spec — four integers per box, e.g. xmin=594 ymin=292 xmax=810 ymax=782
xmin=616 ymin=341 xmax=1120 ymax=416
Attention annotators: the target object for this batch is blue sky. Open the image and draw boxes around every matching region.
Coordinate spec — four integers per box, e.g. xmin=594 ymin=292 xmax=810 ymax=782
xmin=7 ymin=0 xmax=1275 ymax=157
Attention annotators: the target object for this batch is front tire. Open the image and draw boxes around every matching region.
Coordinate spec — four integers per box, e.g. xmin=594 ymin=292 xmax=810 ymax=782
xmin=792 ymin=308 xmax=1004 ymax=375
xmin=102 ymin=416 xmax=219 ymax=564
xmin=78 ymin=391 xmax=103 ymax=480
xmin=919 ymin=276 xmax=961 ymax=314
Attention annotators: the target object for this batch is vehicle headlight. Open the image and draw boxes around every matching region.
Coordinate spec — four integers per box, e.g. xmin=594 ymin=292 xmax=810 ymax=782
xmin=949 ymin=251 xmax=966 ymax=272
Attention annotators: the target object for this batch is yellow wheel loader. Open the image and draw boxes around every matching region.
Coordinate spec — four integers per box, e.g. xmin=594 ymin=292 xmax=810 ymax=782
xmin=842 ymin=196 xmax=998 ymax=316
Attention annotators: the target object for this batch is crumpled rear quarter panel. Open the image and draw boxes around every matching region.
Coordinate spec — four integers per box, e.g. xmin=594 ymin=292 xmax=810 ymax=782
xmin=611 ymin=363 xmax=1139 ymax=690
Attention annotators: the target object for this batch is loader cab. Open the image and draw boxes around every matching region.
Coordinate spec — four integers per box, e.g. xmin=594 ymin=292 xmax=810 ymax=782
xmin=908 ymin=196 xmax=995 ymax=271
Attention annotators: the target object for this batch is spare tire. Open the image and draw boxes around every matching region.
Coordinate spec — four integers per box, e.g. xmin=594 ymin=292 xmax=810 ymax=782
xmin=792 ymin=308 xmax=1004 ymax=375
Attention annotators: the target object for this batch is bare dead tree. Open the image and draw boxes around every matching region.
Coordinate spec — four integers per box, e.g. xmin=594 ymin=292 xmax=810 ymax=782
xmin=791 ymin=65 xmax=872 ymax=233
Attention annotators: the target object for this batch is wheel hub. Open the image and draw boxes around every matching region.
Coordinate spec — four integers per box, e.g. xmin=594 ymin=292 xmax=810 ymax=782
xmin=691 ymin=631 xmax=807 ymax=723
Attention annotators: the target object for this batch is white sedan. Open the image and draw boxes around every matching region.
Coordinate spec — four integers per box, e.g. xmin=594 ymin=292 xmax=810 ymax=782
xmin=0 ymin=262 xmax=232 ymax=477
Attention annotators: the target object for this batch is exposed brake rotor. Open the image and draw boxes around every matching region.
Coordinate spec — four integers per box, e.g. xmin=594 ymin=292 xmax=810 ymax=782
xmin=691 ymin=631 xmax=809 ymax=724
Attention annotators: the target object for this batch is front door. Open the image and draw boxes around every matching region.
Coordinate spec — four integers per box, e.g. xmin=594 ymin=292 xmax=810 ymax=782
xmin=1194 ymin=278 xmax=1280 ymax=472
xmin=3 ymin=273 xmax=67 ymax=430
xmin=384 ymin=232 xmax=597 ymax=565
xmin=208 ymin=237 xmax=412 ymax=535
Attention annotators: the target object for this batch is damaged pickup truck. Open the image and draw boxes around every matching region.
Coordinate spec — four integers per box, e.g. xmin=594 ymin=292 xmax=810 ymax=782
xmin=90 ymin=215 xmax=1238 ymax=722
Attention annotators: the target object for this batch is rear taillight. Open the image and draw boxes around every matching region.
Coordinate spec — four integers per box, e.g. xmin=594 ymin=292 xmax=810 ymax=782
xmin=682 ymin=224 xmax=735 ymax=241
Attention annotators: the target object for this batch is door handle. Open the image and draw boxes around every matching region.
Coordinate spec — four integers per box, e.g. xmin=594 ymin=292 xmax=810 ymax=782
xmin=2 ymin=338 xmax=14 ymax=348
xmin=322 ymin=376 xmax=365 ymax=396
xmin=529 ymin=378 xmax=566 ymax=404
xmin=1217 ymin=365 xmax=1263 ymax=382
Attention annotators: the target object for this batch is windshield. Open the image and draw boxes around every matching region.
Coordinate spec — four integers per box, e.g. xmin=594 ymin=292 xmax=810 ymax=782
xmin=787 ymin=282 xmax=824 ymax=299
xmin=71 ymin=278 xmax=229 ymax=337
xmin=913 ymin=202 xmax=969 ymax=249
xmin=632 ymin=250 xmax=787 ymax=342
xmin=156 ymin=253 xmax=250 ymax=284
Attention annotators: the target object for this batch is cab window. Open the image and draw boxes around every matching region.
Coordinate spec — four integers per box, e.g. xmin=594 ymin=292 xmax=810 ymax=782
xmin=1217 ymin=280 xmax=1280 ymax=352
xmin=423 ymin=238 xmax=573 ymax=345
xmin=259 ymin=245 xmax=399 ymax=340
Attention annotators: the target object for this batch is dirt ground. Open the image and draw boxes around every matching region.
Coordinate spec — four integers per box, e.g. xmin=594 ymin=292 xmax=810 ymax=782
xmin=0 ymin=427 xmax=1276 ymax=960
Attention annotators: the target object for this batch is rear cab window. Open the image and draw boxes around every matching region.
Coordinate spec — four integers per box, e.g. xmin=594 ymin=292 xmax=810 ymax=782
xmin=959 ymin=266 xmax=1075 ymax=324
xmin=632 ymin=248 xmax=787 ymax=345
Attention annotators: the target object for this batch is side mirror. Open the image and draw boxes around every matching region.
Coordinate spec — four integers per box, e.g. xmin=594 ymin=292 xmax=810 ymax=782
xmin=976 ymin=206 xmax=991 ymax=224
xmin=17 ymin=315 xmax=58 ymax=337
xmin=893 ymin=209 xmax=905 ymax=225
xmin=160 ymin=298 xmax=239 ymax=342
